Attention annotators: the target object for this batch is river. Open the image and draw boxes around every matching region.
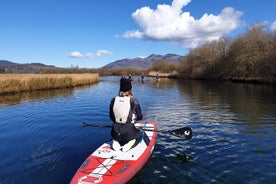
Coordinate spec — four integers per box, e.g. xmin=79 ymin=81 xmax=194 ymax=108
xmin=0 ymin=76 xmax=275 ymax=184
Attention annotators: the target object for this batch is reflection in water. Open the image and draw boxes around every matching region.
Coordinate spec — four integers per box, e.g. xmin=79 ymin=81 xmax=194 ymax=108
xmin=0 ymin=85 xmax=93 ymax=106
xmin=149 ymin=77 xmax=177 ymax=89
xmin=132 ymin=78 xmax=276 ymax=183
xmin=0 ymin=76 xmax=275 ymax=184
xmin=176 ymin=80 xmax=276 ymax=124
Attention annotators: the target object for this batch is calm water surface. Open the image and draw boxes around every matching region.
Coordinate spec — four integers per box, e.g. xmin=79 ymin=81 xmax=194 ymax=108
xmin=0 ymin=76 xmax=275 ymax=184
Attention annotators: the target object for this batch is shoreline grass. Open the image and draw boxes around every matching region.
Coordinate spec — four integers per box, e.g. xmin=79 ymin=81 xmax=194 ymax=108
xmin=0 ymin=74 xmax=99 ymax=95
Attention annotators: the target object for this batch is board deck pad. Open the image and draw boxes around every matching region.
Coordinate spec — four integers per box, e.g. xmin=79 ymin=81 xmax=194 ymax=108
xmin=70 ymin=121 xmax=157 ymax=184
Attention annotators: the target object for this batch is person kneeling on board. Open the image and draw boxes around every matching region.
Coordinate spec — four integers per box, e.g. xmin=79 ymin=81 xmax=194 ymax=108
xmin=109 ymin=77 xmax=143 ymax=152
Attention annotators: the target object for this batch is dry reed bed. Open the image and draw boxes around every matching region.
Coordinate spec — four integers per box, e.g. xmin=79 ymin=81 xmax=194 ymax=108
xmin=0 ymin=74 xmax=99 ymax=95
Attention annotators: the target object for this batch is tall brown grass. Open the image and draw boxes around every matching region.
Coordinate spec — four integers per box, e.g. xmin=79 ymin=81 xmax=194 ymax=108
xmin=0 ymin=74 xmax=99 ymax=95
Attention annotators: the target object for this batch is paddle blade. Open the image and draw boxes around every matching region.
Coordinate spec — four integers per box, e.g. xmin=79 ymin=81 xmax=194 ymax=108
xmin=169 ymin=127 xmax=192 ymax=139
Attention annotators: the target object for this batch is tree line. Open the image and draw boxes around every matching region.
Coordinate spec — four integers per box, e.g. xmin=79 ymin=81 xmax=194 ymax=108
xmin=177 ymin=24 xmax=276 ymax=84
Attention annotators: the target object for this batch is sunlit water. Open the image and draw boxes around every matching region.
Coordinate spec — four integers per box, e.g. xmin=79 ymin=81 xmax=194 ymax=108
xmin=0 ymin=76 xmax=275 ymax=184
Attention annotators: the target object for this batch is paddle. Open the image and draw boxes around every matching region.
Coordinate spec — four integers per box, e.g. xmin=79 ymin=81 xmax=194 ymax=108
xmin=82 ymin=122 xmax=192 ymax=139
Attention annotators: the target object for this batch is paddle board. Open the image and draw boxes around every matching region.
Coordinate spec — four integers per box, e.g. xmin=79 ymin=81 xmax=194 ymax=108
xmin=70 ymin=121 xmax=157 ymax=184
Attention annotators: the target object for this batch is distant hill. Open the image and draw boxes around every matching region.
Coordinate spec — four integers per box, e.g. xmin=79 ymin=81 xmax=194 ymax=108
xmin=0 ymin=60 xmax=18 ymax=67
xmin=0 ymin=60 xmax=55 ymax=73
xmin=103 ymin=54 xmax=185 ymax=69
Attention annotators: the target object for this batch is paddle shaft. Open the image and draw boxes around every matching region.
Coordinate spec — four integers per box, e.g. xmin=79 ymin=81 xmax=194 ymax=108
xmin=82 ymin=122 xmax=192 ymax=139
xmin=82 ymin=122 xmax=181 ymax=133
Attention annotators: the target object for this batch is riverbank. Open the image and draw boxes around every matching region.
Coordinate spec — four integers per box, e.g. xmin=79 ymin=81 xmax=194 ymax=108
xmin=148 ymin=71 xmax=178 ymax=78
xmin=147 ymin=71 xmax=275 ymax=84
xmin=0 ymin=73 xmax=99 ymax=95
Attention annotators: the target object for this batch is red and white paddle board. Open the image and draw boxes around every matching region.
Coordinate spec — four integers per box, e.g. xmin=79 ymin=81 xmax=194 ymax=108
xmin=70 ymin=121 xmax=157 ymax=184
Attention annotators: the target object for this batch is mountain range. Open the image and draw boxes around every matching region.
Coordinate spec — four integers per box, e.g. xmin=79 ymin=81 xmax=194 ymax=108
xmin=0 ymin=60 xmax=55 ymax=73
xmin=103 ymin=54 xmax=184 ymax=69
xmin=0 ymin=53 xmax=184 ymax=73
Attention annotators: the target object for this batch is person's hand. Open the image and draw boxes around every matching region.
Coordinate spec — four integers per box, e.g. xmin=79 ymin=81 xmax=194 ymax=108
xmin=131 ymin=114 xmax=136 ymax=123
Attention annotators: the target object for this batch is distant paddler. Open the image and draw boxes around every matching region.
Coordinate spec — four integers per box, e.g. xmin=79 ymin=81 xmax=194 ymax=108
xmin=138 ymin=73 xmax=145 ymax=82
xmin=156 ymin=72 xmax=160 ymax=81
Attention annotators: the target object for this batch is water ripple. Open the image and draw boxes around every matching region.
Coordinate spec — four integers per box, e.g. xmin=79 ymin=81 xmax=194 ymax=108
xmin=1 ymin=77 xmax=276 ymax=184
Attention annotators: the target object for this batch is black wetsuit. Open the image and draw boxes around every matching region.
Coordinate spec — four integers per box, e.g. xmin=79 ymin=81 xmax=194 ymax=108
xmin=109 ymin=96 xmax=143 ymax=145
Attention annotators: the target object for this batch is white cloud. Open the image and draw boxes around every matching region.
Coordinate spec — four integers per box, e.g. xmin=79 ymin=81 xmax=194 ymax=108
xmin=96 ymin=50 xmax=112 ymax=57
xmin=85 ymin=53 xmax=95 ymax=59
xmin=123 ymin=0 xmax=243 ymax=48
xmin=271 ymin=20 xmax=276 ymax=32
xmin=69 ymin=51 xmax=83 ymax=58
xmin=69 ymin=50 xmax=112 ymax=59
xmin=123 ymin=30 xmax=144 ymax=38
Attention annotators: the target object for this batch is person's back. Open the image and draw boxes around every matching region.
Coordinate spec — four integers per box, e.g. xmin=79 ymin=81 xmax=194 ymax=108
xmin=109 ymin=78 xmax=143 ymax=152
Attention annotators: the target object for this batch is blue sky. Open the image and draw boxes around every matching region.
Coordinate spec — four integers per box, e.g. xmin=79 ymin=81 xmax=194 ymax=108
xmin=1 ymin=0 xmax=275 ymax=68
